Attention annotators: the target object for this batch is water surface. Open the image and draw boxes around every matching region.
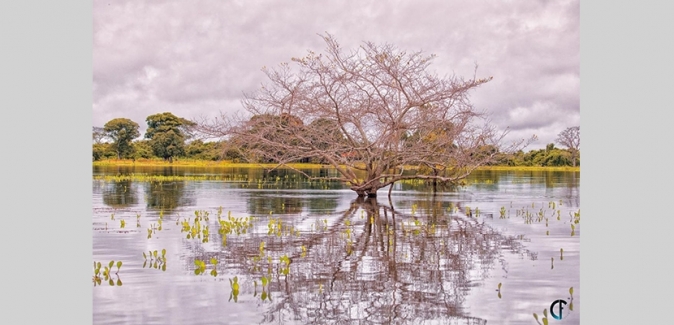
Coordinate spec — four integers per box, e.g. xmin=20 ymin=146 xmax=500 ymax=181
xmin=92 ymin=166 xmax=580 ymax=324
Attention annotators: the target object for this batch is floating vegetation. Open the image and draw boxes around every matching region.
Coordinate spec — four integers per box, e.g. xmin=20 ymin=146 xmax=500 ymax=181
xmin=229 ymin=276 xmax=240 ymax=302
xmin=93 ymin=260 xmax=122 ymax=287
xmin=279 ymin=254 xmax=292 ymax=276
xmin=143 ymin=249 xmax=167 ymax=271
xmin=253 ymin=275 xmax=272 ymax=302
xmin=533 ymin=308 xmax=550 ymax=325
xmin=210 ymin=258 xmax=219 ymax=277
xmin=219 ymin=214 xmax=254 ymax=245
xmin=194 ymin=259 xmax=207 ymax=275
xmin=95 ymin=174 xmax=243 ymax=182
xmin=181 ymin=215 xmax=211 ymax=243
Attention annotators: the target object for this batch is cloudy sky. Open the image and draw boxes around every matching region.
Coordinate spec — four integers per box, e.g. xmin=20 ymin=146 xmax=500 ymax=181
xmin=93 ymin=0 xmax=579 ymax=150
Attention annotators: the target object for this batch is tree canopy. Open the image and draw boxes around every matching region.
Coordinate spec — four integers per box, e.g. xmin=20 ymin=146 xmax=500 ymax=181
xmin=198 ymin=33 xmax=532 ymax=197
xmin=103 ymin=118 xmax=140 ymax=159
xmin=145 ymin=112 xmax=196 ymax=162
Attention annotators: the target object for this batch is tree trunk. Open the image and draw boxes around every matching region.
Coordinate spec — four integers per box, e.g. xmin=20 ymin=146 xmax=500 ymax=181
xmin=572 ymin=150 xmax=577 ymax=167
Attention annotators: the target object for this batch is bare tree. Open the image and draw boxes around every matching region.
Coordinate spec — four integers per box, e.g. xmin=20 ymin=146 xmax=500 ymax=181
xmin=556 ymin=126 xmax=580 ymax=167
xmin=199 ymin=33 xmax=532 ymax=197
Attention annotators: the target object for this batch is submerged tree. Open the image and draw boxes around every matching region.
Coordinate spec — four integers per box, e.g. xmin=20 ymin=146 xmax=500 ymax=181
xmin=199 ymin=33 xmax=531 ymax=197
xmin=103 ymin=118 xmax=140 ymax=159
xmin=556 ymin=126 xmax=580 ymax=167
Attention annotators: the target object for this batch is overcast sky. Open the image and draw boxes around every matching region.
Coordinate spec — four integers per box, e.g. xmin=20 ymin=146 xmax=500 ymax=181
xmin=93 ymin=0 xmax=579 ymax=150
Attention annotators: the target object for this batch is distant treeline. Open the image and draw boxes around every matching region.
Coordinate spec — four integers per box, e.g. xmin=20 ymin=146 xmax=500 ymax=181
xmin=93 ymin=135 xmax=580 ymax=167
xmin=93 ymin=112 xmax=580 ymax=167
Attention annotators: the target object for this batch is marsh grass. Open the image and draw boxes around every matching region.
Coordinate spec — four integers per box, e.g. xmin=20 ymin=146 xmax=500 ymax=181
xmin=93 ymin=159 xmax=327 ymax=169
xmin=94 ymin=159 xmax=579 ymax=172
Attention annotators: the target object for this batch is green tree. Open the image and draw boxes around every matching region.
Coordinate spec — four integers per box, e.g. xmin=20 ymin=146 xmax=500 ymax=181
xmin=92 ymin=142 xmax=116 ymax=161
xmin=132 ymin=140 xmax=155 ymax=160
xmin=103 ymin=118 xmax=140 ymax=159
xmin=145 ymin=112 xmax=196 ymax=162
xmin=185 ymin=140 xmax=222 ymax=161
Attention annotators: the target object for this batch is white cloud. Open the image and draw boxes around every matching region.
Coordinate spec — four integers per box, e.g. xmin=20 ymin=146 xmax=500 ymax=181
xmin=93 ymin=0 xmax=580 ymax=151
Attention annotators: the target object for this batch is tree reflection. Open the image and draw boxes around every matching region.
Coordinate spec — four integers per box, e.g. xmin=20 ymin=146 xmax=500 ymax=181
xmin=246 ymin=195 xmax=305 ymax=215
xmin=101 ymin=180 xmax=138 ymax=208
xmin=245 ymin=194 xmax=339 ymax=216
xmin=186 ymin=196 xmax=533 ymax=324
xmin=565 ymin=172 xmax=580 ymax=207
xmin=144 ymin=181 xmax=195 ymax=212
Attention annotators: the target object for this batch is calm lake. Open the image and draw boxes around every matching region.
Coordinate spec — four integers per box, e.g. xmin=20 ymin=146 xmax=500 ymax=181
xmin=92 ymin=166 xmax=580 ymax=325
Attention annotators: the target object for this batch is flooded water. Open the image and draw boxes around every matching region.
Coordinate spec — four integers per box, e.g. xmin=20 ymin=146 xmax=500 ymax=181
xmin=92 ymin=166 xmax=580 ymax=324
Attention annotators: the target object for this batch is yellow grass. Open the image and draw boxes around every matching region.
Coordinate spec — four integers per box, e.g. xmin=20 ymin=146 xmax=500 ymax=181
xmin=92 ymin=159 xmax=327 ymax=169
xmin=93 ymin=159 xmax=579 ymax=172
xmin=475 ymin=166 xmax=580 ymax=172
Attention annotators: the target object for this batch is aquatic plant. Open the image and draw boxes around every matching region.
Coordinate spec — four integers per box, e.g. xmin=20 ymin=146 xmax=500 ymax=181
xmin=194 ymin=260 xmax=207 ymax=275
xmin=209 ymin=257 xmax=218 ymax=277
xmin=93 ymin=260 xmax=123 ymax=286
xmin=229 ymin=276 xmax=240 ymax=302
xmin=143 ymin=249 xmax=167 ymax=271
xmin=533 ymin=308 xmax=549 ymax=325
xmin=279 ymin=254 xmax=291 ymax=276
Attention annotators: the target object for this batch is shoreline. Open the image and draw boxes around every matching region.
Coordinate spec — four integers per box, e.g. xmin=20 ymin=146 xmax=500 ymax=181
xmin=93 ymin=159 xmax=580 ymax=172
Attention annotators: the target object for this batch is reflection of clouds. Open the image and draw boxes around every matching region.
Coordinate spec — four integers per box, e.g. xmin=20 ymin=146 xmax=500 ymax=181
xmin=92 ymin=168 xmax=580 ymax=324
xmin=212 ymin=198 xmax=536 ymax=324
